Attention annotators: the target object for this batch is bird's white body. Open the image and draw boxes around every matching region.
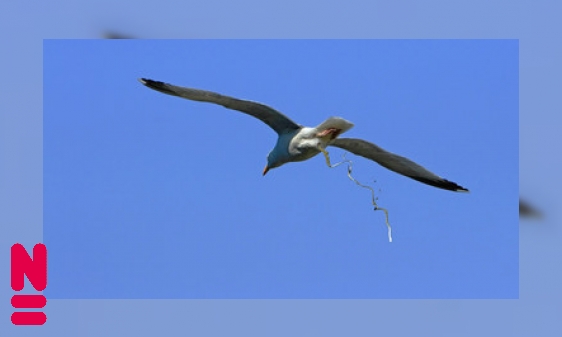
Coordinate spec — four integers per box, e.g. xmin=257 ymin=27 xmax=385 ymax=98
xmin=277 ymin=117 xmax=355 ymax=165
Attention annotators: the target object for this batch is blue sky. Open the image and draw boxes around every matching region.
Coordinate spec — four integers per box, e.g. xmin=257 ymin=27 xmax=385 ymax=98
xmin=43 ymin=40 xmax=517 ymax=299
xmin=2 ymin=0 xmax=561 ymax=336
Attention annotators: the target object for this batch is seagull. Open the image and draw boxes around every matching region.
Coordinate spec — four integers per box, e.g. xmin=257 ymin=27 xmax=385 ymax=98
xmin=139 ymin=78 xmax=469 ymax=192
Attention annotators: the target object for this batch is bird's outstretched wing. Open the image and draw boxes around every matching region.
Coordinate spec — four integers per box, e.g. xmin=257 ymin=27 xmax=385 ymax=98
xmin=330 ymin=138 xmax=469 ymax=192
xmin=139 ymin=78 xmax=301 ymax=135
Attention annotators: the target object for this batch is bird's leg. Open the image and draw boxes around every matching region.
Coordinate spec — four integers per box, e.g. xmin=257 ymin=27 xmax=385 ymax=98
xmin=317 ymin=146 xmax=334 ymax=167
xmin=317 ymin=145 xmax=393 ymax=242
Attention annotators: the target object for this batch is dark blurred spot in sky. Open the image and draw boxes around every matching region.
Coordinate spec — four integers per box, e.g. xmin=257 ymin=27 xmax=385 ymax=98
xmin=103 ymin=32 xmax=136 ymax=39
xmin=520 ymin=198 xmax=541 ymax=218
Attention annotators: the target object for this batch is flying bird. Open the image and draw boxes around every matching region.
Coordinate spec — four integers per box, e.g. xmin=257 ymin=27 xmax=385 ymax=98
xmin=139 ymin=78 xmax=468 ymax=192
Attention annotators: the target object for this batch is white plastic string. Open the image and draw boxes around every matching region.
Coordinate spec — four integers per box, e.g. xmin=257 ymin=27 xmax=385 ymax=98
xmin=318 ymin=147 xmax=393 ymax=242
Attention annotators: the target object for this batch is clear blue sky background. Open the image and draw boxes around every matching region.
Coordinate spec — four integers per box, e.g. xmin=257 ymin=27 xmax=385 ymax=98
xmin=43 ymin=39 xmax=517 ymax=299
xmin=1 ymin=0 xmax=561 ymax=336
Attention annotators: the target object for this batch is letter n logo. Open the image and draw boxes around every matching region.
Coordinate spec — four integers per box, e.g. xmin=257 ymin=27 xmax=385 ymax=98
xmin=11 ymin=243 xmax=48 ymax=325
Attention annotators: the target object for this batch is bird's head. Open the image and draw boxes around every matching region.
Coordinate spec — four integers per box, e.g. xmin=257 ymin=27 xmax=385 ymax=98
xmin=263 ymin=150 xmax=286 ymax=175
xmin=262 ymin=130 xmax=298 ymax=175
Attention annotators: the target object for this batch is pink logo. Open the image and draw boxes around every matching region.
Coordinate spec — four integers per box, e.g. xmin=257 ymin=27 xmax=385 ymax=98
xmin=11 ymin=243 xmax=47 ymax=325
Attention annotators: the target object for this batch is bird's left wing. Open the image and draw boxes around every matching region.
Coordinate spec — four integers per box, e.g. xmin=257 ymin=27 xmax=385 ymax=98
xmin=330 ymin=138 xmax=469 ymax=192
xmin=139 ymin=78 xmax=301 ymax=135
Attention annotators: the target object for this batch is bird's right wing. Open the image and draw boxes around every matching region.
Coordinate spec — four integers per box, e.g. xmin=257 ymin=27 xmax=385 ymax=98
xmin=330 ymin=138 xmax=468 ymax=192
xmin=139 ymin=78 xmax=301 ymax=135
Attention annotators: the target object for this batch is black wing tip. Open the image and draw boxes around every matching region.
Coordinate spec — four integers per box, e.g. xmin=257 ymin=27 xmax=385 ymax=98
xmin=138 ymin=78 xmax=161 ymax=86
xmin=410 ymin=176 xmax=469 ymax=192
xmin=138 ymin=78 xmax=177 ymax=95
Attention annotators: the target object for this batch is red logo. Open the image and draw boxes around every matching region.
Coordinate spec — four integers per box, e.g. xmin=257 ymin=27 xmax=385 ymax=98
xmin=11 ymin=243 xmax=47 ymax=325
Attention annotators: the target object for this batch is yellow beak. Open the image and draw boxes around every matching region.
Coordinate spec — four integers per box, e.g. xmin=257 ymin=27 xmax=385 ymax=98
xmin=262 ymin=165 xmax=270 ymax=176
